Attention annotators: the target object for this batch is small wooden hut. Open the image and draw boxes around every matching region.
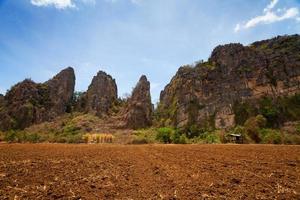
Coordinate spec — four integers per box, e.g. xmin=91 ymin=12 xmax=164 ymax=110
xmin=228 ymin=133 xmax=243 ymax=144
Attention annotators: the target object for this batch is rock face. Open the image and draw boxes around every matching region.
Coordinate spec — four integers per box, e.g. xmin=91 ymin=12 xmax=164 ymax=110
xmin=79 ymin=71 xmax=118 ymax=117
xmin=123 ymin=75 xmax=153 ymax=129
xmin=157 ymin=35 xmax=300 ymax=129
xmin=0 ymin=94 xmax=4 ymax=107
xmin=0 ymin=67 xmax=75 ymax=130
xmin=45 ymin=67 xmax=76 ymax=116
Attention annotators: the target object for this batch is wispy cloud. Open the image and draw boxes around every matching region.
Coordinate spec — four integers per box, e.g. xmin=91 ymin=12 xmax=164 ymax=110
xmin=30 ymin=0 xmax=96 ymax=9
xmin=234 ymin=0 xmax=299 ymax=32
xmin=30 ymin=0 xmax=75 ymax=9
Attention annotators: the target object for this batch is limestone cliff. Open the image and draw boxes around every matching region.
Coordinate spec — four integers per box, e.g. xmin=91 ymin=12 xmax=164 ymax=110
xmin=0 ymin=67 xmax=75 ymax=130
xmin=45 ymin=67 xmax=75 ymax=116
xmin=77 ymin=71 xmax=118 ymax=117
xmin=123 ymin=75 xmax=153 ymax=129
xmin=157 ymin=35 xmax=300 ymax=129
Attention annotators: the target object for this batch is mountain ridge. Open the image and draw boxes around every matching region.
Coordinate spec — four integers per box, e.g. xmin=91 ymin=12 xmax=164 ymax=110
xmin=0 ymin=34 xmax=299 ymax=133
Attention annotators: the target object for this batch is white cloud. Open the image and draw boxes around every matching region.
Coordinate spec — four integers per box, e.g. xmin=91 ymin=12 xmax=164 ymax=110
xmin=31 ymin=0 xmax=75 ymax=9
xmin=234 ymin=0 xmax=299 ymax=32
xmin=30 ymin=0 xmax=96 ymax=9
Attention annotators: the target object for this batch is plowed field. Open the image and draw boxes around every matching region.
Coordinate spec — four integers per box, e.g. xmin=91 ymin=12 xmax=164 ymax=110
xmin=0 ymin=144 xmax=299 ymax=199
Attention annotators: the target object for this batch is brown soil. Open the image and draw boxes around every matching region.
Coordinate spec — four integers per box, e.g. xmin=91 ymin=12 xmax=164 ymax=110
xmin=0 ymin=144 xmax=299 ymax=199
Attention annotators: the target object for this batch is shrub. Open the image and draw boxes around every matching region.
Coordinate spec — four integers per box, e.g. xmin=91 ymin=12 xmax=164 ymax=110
xmin=0 ymin=131 xmax=5 ymax=141
xmin=178 ymin=134 xmax=188 ymax=144
xmin=170 ymin=130 xmax=188 ymax=144
xmin=133 ymin=129 xmax=157 ymax=144
xmin=218 ymin=130 xmax=227 ymax=143
xmin=156 ymin=127 xmax=174 ymax=143
xmin=170 ymin=130 xmax=181 ymax=144
xmin=190 ymin=131 xmax=221 ymax=144
xmin=183 ymin=124 xmax=208 ymax=139
xmin=259 ymin=129 xmax=282 ymax=144
xmin=204 ymin=132 xmax=220 ymax=144
xmin=282 ymin=133 xmax=300 ymax=145
xmin=65 ymin=134 xmax=83 ymax=144
xmin=131 ymin=136 xmax=148 ymax=144
xmin=4 ymin=130 xmax=16 ymax=142
xmin=26 ymin=132 xmax=41 ymax=143
xmin=296 ymin=123 xmax=300 ymax=134
xmin=63 ymin=123 xmax=81 ymax=135
xmin=15 ymin=131 xmax=27 ymax=142
xmin=244 ymin=115 xmax=267 ymax=143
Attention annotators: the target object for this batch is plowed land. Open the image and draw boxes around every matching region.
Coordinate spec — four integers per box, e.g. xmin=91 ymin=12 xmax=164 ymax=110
xmin=0 ymin=144 xmax=299 ymax=199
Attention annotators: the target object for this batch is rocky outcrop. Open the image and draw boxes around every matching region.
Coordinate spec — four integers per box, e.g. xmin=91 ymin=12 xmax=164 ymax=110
xmin=157 ymin=35 xmax=300 ymax=129
xmin=0 ymin=94 xmax=4 ymax=107
xmin=0 ymin=67 xmax=75 ymax=130
xmin=45 ymin=67 xmax=75 ymax=116
xmin=123 ymin=75 xmax=153 ymax=129
xmin=79 ymin=71 xmax=118 ymax=117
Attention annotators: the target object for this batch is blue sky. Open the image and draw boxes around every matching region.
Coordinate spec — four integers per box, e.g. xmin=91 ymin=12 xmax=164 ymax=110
xmin=0 ymin=0 xmax=299 ymax=103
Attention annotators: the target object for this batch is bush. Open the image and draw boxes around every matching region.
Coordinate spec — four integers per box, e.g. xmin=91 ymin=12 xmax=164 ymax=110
xmin=25 ymin=132 xmax=41 ymax=143
xmin=133 ymin=129 xmax=157 ymax=144
xmin=244 ymin=115 xmax=267 ymax=143
xmin=170 ymin=130 xmax=188 ymax=144
xmin=65 ymin=134 xmax=83 ymax=143
xmin=218 ymin=130 xmax=227 ymax=143
xmin=156 ymin=127 xmax=174 ymax=143
xmin=259 ymin=129 xmax=282 ymax=144
xmin=178 ymin=134 xmax=188 ymax=144
xmin=204 ymin=132 xmax=220 ymax=144
xmin=0 ymin=131 xmax=5 ymax=141
xmin=171 ymin=130 xmax=181 ymax=144
xmin=131 ymin=137 xmax=148 ymax=144
xmin=282 ymin=133 xmax=300 ymax=145
xmin=296 ymin=123 xmax=300 ymax=134
xmin=4 ymin=130 xmax=16 ymax=142
xmin=63 ymin=123 xmax=81 ymax=135
xmin=190 ymin=131 xmax=221 ymax=144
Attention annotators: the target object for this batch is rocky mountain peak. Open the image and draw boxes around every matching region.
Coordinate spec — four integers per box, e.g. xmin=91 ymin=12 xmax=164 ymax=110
xmin=0 ymin=67 xmax=76 ymax=130
xmin=84 ymin=70 xmax=118 ymax=117
xmin=123 ymin=75 xmax=152 ymax=129
xmin=45 ymin=67 xmax=75 ymax=115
